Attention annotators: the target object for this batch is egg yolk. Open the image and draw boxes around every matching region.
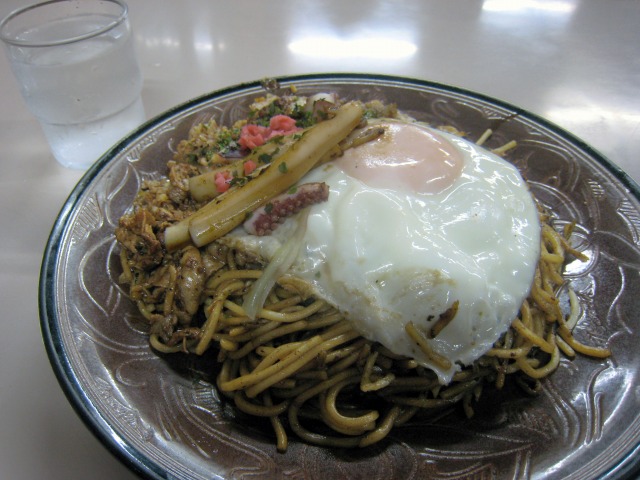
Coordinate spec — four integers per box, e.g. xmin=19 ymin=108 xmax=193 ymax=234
xmin=336 ymin=121 xmax=464 ymax=195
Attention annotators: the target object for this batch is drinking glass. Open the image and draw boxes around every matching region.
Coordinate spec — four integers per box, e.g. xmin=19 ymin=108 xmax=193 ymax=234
xmin=0 ymin=0 xmax=145 ymax=169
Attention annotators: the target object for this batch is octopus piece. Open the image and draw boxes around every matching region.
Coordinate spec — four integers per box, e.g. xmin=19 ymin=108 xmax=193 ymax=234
xmin=243 ymin=182 xmax=330 ymax=236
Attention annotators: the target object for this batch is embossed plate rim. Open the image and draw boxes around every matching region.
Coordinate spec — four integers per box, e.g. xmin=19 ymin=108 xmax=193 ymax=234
xmin=39 ymin=73 xmax=640 ymax=480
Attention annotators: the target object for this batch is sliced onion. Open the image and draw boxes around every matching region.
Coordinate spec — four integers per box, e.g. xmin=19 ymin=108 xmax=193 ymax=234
xmin=242 ymin=209 xmax=310 ymax=320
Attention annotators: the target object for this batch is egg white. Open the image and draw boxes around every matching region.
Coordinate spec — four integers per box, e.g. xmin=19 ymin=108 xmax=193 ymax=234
xmin=224 ymin=121 xmax=541 ymax=384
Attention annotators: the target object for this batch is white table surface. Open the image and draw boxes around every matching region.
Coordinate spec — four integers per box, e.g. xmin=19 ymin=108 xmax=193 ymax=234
xmin=0 ymin=1 xmax=638 ymax=478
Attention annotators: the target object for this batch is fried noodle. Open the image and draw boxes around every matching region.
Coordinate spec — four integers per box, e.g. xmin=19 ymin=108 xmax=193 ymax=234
xmin=116 ymin=91 xmax=610 ymax=452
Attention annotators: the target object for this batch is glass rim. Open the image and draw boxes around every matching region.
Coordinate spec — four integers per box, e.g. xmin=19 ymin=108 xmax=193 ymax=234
xmin=0 ymin=0 xmax=128 ymax=48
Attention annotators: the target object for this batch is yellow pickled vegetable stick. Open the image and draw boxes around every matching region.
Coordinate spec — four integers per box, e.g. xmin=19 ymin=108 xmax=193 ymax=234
xmin=188 ymin=122 xmax=385 ymax=203
xmin=164 ymin=101 xmax=364 ymax=250
xmin=189 ymin=136 xmax=300 ymax=203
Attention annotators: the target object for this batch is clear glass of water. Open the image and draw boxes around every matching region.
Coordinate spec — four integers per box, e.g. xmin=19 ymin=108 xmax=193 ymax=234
xmin=0 ymin=0 xmax=145 ymax=169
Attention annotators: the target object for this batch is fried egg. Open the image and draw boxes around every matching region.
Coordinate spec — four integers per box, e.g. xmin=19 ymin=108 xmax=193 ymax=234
xmin=225 ymin=119 xmax=540 ymax=384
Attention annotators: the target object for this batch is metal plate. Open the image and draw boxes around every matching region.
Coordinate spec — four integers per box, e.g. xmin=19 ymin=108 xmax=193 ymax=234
xmin=39 ymin=73 xmax=640 ymax=480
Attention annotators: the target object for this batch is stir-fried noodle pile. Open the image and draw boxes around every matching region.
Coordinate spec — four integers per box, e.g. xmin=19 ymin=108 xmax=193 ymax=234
xmin=116 ymin=91 xmax=610 ymax=451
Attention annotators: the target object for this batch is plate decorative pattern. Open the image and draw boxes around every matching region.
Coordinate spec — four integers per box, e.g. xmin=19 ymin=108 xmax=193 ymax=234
xmin=40 ymin=74 xmax=640 ymax=479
